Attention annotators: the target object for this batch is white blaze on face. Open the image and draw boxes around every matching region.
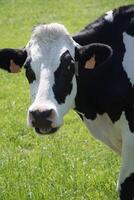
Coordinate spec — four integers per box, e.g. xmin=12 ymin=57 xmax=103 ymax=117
xmin=26 ymin=23 xmax=77 ymax=129
xmin=30 ymin=81 xmax=39 ymax=102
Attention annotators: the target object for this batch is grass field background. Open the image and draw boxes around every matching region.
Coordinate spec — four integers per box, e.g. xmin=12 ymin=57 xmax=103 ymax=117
xmin=0 ymin=0 xmax=133 ymax=199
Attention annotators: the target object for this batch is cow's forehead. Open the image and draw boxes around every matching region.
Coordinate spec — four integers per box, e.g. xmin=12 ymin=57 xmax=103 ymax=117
xmin=25 ymin=23 xmax=76 ymax=75
xmin=26 ymin=23 xmax=75 ymax=59
xmin=32 ymin=23 xmax=71 ymax=41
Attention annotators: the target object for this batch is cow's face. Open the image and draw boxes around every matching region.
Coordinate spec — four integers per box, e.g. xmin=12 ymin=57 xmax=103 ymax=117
xmin=24 ymin=24 xmax=77 ymax=134
xmin=0 ymin=23 xmax=112 ymax=135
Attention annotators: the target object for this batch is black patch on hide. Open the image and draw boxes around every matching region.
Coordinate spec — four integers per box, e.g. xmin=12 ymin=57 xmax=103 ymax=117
xmin=120 ymin=173 xmax=134 ymax=200
xmin=24 ymin=57 xmax=36 ymax=83
xmin=53 ymin=50 xmax=75 ymax=104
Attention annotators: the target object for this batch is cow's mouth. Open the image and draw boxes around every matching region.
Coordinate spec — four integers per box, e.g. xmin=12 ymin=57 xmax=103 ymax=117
xmin=35 ymin=127 xmax=59 ymax=135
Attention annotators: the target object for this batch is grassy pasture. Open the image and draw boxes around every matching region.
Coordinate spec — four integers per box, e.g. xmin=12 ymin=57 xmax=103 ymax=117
xmin=0 ymin=0 xmax=133 ymax=199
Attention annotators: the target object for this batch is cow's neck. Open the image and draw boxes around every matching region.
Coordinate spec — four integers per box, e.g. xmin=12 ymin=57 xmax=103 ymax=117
xmin=74 ymin=68 xmax=102 ymax=120
xmin=74 ymin=64 xmax=123 ymax=123
xmin=74 ymin=63 xmax=134 ymax=132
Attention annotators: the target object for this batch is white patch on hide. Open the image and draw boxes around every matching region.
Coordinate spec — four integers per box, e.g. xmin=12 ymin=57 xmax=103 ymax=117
xmin=123 ymin=32 xmax=134 ymax=85
xmin=117 ymin=119 xmax=134 ymax=193
xmin=104 ymin=10 xmax=114 ymax=22
xmin=83 ymin=113 xmax=127 ymax=154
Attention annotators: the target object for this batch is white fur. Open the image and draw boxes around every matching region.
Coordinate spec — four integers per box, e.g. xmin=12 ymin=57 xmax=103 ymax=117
xmin=30 ymin=80 xmax=39 ymax=103
xmin=26 ymin=23 xmax=77 ymax=128
xmin=104 ymin=10 xmax=114 ymax=22
xmin=123 ymin=32 xmax=134 ymax=85
xmin=84 ymin=112 xmax=134 ymax=195
xmin=117 ymin=121 xmax=134 ymax=193
xmin=83 ymin=113 xmax=123 ymax=155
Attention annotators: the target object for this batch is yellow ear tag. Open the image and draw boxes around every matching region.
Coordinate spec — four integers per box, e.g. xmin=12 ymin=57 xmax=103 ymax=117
xmin=10 ymin=60 xmax=21 ymax=73
xmin=85 ymin=55 xmax=96 ymax=69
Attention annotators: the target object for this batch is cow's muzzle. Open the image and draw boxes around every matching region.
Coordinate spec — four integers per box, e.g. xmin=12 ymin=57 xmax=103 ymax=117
xmin=29 ymin=109 xmax=59 ymax=135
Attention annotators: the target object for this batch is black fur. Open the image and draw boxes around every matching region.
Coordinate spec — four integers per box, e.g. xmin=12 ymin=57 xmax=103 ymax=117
xmin=73 ymin=5 xmax=134 ymax=131
xmin=120 ymin=173 xmax=134 ymax=200
xmin=53 ymin=50 xmax=75 ymax=104
xmin=24 ymin=57 xmax=36 ymax=83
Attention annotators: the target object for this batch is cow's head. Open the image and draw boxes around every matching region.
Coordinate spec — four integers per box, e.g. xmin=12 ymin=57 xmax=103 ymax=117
xmin=0 ymin=23 xmax=112 ymax=134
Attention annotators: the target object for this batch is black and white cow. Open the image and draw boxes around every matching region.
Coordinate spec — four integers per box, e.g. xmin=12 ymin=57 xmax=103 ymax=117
xmin=1 ymin=4 xmax=134 ymax=200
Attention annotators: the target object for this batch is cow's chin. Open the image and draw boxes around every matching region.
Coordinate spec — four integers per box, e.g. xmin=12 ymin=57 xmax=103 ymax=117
xmin=35 ymin=127 xmax=59 ymax=135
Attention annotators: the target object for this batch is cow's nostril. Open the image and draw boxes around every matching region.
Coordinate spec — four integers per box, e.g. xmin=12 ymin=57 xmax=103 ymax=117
xmin=29 ymin=109 xmax=55 ymax=129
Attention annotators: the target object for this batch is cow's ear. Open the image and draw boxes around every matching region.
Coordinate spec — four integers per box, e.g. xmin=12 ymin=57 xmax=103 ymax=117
xmin=75 ymin=43 xmax=113 ymax=70
xmin=0 ymin=48 xmax=27 ymax=73
xmin=10 ymin=60 xmax=21 ymax=73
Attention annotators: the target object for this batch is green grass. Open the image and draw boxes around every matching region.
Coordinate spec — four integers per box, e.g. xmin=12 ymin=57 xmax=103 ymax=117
xmin=0 ymin=0 xmax=133 ymax=199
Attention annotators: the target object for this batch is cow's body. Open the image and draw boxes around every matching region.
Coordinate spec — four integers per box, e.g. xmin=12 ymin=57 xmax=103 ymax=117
xmin=1 ymin=4 xmax=134 ymax=200
xmin=73 ymin=5 xmax=134 ymax=199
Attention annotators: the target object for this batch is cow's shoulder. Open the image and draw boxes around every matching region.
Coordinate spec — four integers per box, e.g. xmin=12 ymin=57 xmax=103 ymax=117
xmin=73 ymin=5 xmax=134 ymax=46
